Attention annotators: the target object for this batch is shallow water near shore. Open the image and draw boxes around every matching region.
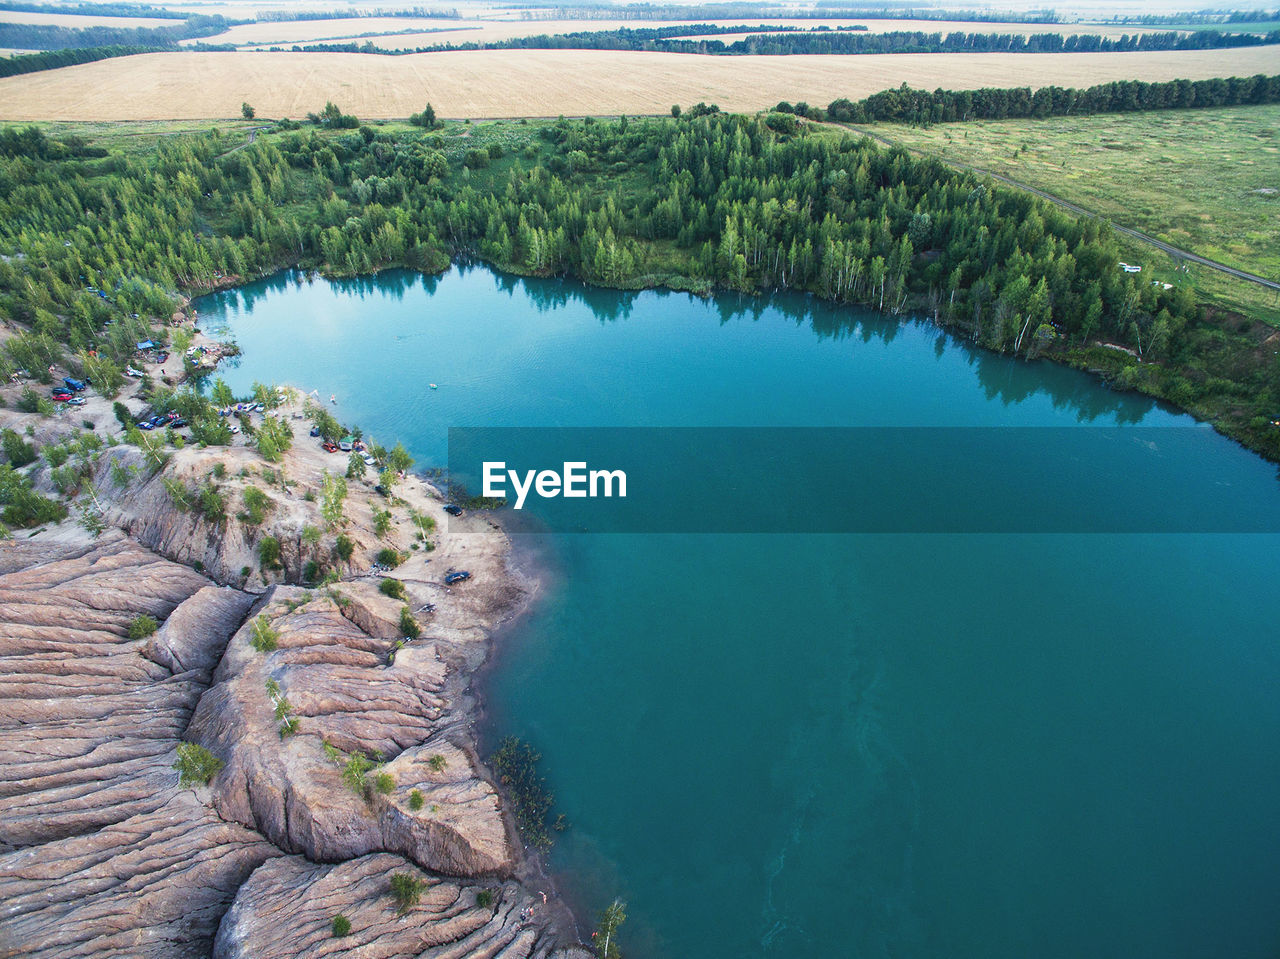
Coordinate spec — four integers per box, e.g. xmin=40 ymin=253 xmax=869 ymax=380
xmin=202 ymin=264 xmax=1280 ymax=959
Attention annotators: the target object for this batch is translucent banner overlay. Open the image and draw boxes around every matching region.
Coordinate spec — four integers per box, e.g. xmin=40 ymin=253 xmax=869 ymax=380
xmin=447 ymin=427 xmax=1280 ymax=533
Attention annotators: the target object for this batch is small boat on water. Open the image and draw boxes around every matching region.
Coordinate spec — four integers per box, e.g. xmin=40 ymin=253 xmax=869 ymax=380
xmin=429 ymin=383 xmax=438 ymax=390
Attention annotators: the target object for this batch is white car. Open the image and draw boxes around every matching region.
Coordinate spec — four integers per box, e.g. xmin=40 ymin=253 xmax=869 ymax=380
xmin=363 ymin=453 xmax=377 ymax=466
xmin=126 ymin=367 xmax=143 ymax=377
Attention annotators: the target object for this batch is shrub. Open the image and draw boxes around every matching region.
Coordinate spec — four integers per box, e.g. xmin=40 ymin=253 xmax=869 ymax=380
xmin=173 ymin=742 xmax=223 ymax=786
xmin=379 ymin=577 xmax=407 ymax=601
xmin=127 ymin=613 xmax=159 ymax=639
xmin=408 ymin=788 xmax=424 ymax=811
xmin=376 ymin=547 xmax=403 ymax=568
xmin=197 ymin=483 xmax=226 ymax=523
xmin=302 ymin=560 xmax=320 ymax=583
xmin=389 ymin=873 xmax=424 ymax=914
xmin=334 ymin=533 xmax=354 ymax=561
xmin=113 ymin=401 xmax=132 ymax=429
xmin=259 ymin=534 xmax=282 ymax=571
xmin=249 ymin=614 xmax=278 ymax=652
xmin=399 ymin=605 xmax=420 ymax=640
xmin=346 ymin=451 xmax=366 ymax=479
xmin=240 ymin=485 xmax=271 ymax=525
xmin=342 ymin=750 xmax=374 ymax=798
xmin=331 ymin=914 xmax=351 ymax=937
xmin=0 ymin=466 xmax=67 ymax=528
xmin=428 ymin=753 xmax=446 ymax=773
xmin=463 ymin=147 xmax=490 ymax=169
xmin=476 ymin=889 xmax=494 ymax=909
xmin=374 ymin=772 xmax=394 ymax=795
xmin=372 ymin=506 xmax=392 ymax=537
xmin=2 ymin=428 xmax=36 ymax=466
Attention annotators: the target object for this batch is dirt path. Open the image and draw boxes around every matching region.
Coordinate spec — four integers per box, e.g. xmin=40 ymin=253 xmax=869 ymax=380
xmin=836 ymin=122 xmax=1280 ymax=294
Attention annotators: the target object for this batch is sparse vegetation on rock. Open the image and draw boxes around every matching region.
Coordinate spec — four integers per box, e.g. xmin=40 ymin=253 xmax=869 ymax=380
xmin=249 ymin=614 xmax=278 ymax=653
xmin=174 ymin=742 xmax=224 ymax=787
xmin=389 ymin=872 xmax=424 ymax=914
xmin=127 ymin=613 xmax=159 ymax=639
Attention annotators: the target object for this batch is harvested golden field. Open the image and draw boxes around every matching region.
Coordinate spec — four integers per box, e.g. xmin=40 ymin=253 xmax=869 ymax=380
xmin=0 ymin=10 xmax=174 ymax=28
xmin=2 ymin=47 xmax=1279 ymax=121
xmin=178 ymin=16 xmax=479 ymax=48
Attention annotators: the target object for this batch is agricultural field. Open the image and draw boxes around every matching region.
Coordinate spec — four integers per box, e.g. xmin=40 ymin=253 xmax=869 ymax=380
xmin=177 ymin=16 xmax=481 ymax=48
xmin=3 ymin=46 xmax=1278 ymax=122
xmin=870 ymin=105 xmax=1280 ymax=323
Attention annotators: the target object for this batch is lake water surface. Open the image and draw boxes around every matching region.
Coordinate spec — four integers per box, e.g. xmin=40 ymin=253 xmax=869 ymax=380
xmin=200 ymin=265 xmax=1280 ymax=959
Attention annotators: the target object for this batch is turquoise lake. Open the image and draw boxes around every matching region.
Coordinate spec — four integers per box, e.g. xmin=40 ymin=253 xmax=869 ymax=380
xmin=200 ymin=265 xmax=1280 ymax=959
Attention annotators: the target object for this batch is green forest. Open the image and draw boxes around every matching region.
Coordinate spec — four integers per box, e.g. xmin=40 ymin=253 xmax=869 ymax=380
xmin=1 ymin=109 xmax=1277 ymax=464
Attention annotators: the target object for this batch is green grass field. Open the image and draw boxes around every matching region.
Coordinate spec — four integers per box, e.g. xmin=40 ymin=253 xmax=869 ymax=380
xmin=868 ymin=106 xmax=1280 ymax=324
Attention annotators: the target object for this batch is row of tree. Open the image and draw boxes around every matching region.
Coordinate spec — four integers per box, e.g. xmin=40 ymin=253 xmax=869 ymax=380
xmin=0 ymin=1 xmax=185 ymax=18
xmin=0 ymin=15 xmax=227 ymax=51
xmin=824 ymin=73 xmax=1280 ymax=124
xmin=522 ymin=3 xmax=1061 ymax=23
xmin=286 ymin=24 xmax=1280 ymax=57
xmin=0 ymin=44 xmax=164 ymax=78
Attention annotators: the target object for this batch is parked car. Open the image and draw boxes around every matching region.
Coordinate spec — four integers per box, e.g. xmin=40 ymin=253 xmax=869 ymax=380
xmin=51 ymin=389 xmax=73 ymax=401
xmin=321 ymin=442 xmax=338 ymax=453
xmin=443 ymin=504 xmax=463 ymax=516
xmin=309 ymin=426 xmax=320 ymax=437
xmin=63 ymin=377 xmax=86 ymax=392
xmin=68 ymin=397 xmax=87 ymax=407
xmin=170 ymin=417 xmax=187 ymax=428
xmin=444 ymin=570 xmax=471 ymax=585
xmin=137 ymin=419 xmax=155 ymax=430
xmin=338 ymin=436 xmax=354 ymax=452
xmin=362 ymin=453 xmax=377 ymax=466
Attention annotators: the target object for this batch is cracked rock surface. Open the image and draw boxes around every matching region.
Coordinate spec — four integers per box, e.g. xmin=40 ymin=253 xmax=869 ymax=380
xmin=0 ymin=421 xmax=579 ymax=957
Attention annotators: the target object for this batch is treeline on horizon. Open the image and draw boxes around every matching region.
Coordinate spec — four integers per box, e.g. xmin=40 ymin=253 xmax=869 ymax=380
xmin=0 ymin=15 xmax=228 ymax=52
xmin=511 ymin=2 xmax=1063 ymax=22
xmin=253 ymin=6 xmax=461 ymax=21
xmin=1105 ymin=8 xmax=1280 ymax=25
xmin=822 ymin=73 xmax=1280 ymax=124
xmin=0 ymin=44 xmax=163 ymax=78
xmin=282 ymin=25 xmax=1280 ymax=56
xmin=0 ymin=1 xmax=187 ymax=18
xmin=0 ymin=108 xmax=1275 ymax=463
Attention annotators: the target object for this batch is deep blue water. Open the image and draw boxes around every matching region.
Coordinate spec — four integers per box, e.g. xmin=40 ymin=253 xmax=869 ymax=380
xmin=200 ymin=264 xmax=1280 ymax=959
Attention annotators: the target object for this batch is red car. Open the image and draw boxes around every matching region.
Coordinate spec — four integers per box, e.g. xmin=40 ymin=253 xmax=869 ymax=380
xmin=51 ymin=389 xmax=73 ymax=402
xmin=321 ymin=442 xmax=338 ymax=453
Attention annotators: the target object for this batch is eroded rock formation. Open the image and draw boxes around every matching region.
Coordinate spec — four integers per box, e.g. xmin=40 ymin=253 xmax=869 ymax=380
xmin=0 ymin=419 xmax=576 ymax=958
xmin=213 ymin=853 xmax=582 ymax=959
xmin=188 ymin=584 xmax=512 ymax=876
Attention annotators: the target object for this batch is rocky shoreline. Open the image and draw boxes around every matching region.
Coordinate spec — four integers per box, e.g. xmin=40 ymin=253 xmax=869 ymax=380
xmin=0 ymin=331 xmax=588 ymax=957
